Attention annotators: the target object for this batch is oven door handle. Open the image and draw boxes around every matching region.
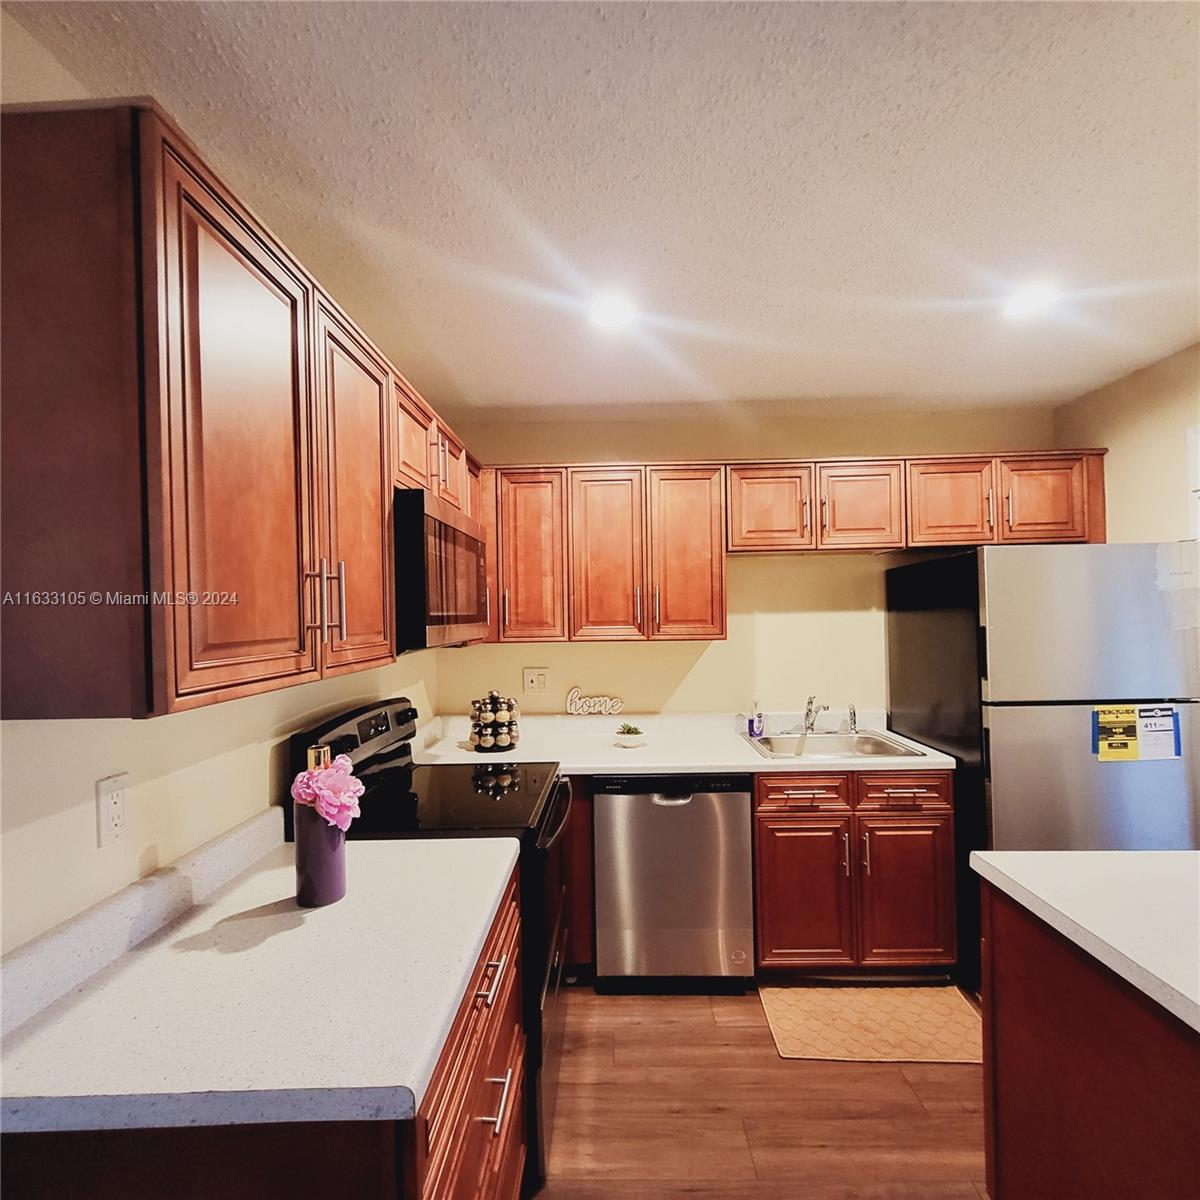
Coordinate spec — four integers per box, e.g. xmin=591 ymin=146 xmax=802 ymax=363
xmin=536 ymin=776 xmax=573 ymax=851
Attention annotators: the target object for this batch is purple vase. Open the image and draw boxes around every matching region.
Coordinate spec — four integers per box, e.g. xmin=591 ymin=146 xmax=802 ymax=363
xmin=294 ymin=803 xmax=347 ymax=908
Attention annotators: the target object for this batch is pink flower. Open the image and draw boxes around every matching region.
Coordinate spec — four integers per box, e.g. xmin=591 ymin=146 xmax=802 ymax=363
xmin=290 ymin=754 xmax=364 ymax=832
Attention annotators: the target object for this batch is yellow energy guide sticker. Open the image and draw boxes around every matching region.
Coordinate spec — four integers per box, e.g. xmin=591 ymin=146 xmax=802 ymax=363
xmin=1094 ymin=706 xmax=1139 ymax=761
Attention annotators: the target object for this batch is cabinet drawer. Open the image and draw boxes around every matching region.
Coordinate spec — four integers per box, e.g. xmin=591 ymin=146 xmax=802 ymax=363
xmin=856 ymin=772 xmax=952 ymax=811
xmin=756 ymin=774 xmax=851 ymax=812
xmin=421 ymin=875 xmax=520 ymax=1197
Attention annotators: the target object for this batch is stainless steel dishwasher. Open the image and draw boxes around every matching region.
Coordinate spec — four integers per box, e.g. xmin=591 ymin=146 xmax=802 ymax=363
xmin=593 ymin=775 xmax=754 ymax=979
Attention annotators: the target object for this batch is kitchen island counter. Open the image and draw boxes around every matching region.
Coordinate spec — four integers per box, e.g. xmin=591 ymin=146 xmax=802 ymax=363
xmin=1 ymin=838 xmax=520 ymax=1133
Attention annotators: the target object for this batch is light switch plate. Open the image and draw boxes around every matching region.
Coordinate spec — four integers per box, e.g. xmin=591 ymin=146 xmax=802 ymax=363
xmin=96 ymin=773 xmax=129 ymax=847
xmin=523 ymin=667 xmax=549 ymax=693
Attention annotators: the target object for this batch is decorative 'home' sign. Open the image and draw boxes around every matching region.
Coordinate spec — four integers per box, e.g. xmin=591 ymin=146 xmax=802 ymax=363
xmin=566 ymin=687 xmax=624 ymax=716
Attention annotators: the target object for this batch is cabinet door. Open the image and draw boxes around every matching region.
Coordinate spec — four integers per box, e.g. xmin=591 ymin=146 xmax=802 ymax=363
xmin=431 ymin=426 xmax=467 ymax=510
xmin=857 ymin=814 xmax=955 ymax=965
xmin=159 ymin=138 xmax=322 ymax=702
xmin=394 ymin=382 xmax=432 ymax=490
xmin=816 ymin=461 xmax=905 ymax=549
xmin=498 ymin=469 xmax=567 ymax=641
xmin=317 ymin=303 xmax=394 ymax=671
xmin=727 ymin=463 xmax=814 ymax=551
xmin=998 ymin=455 xmax=1087 ymax=542
xmin=755 ymin=815 xmax=856 ymax=967
xmin=466 ymin=455 xmax=482 ymax=519
xmin=907 ymin=459 xmax=996 ymax=546
xmin=647 ymin=465 xmax=726 ymax=639
xmin=569 ymin=467 xmax=646 ymax=640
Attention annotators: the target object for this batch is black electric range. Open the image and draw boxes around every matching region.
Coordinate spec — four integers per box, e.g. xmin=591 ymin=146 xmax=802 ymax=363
xmin=285 ymin=698 xmax=570 ymax=1195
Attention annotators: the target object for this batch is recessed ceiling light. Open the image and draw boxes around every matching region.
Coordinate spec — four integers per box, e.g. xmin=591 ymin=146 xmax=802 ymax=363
xmin=1002 ymin=281 xmax=1061 ymax=319
xmin=589 ymin=293 xmax=637 ymax=329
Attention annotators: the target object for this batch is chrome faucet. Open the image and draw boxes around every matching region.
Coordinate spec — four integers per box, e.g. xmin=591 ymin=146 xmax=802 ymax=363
xmin=803 ymin=695 xmax=829 ymax=734
xmin=848 ymin=703 xmax=857 ymax=734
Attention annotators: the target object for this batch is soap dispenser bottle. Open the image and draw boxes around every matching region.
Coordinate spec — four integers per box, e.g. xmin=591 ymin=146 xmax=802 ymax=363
xmin=748 ymin=697 xmax=764 ymax=739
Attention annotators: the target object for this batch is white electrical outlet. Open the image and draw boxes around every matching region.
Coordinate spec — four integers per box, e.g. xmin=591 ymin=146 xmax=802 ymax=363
xmin=95 ymin=773 xmax=129 ymax=847
xmin=523 ymin=667 xmax=549 ymax=693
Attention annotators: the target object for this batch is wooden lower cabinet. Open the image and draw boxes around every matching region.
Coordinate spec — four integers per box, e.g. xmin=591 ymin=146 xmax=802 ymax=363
xmin=754 ymin=771 xmax=956 ymax=970
xmin=982 ymin=884 xmax=1199 ymax=1199
xmin=416 ymin=873 xmax=524 ymax=1200
xmin=755 ymin=815 xmax=856 ymax=967
xmin=857 ymin=814 xmax=955 ymax=965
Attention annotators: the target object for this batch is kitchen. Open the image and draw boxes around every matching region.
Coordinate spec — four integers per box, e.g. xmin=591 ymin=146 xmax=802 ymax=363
xmin=1 ymin=3 xmax=1198 ymax=1198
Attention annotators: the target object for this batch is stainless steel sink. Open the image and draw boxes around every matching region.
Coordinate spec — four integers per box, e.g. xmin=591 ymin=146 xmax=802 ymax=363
xmin=743 ymin=731 xmax=925 ymax=760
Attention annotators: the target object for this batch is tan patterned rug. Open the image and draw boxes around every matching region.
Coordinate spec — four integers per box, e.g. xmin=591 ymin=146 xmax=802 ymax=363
xmin=759 ymin=985 xmax=983 ymax=1063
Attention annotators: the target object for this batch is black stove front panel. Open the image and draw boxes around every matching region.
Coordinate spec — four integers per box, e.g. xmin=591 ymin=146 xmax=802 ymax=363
xmin=348 ymin=760 xmax=560 ymax=837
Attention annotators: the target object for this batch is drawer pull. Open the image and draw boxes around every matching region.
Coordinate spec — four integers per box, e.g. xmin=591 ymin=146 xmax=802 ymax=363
xmin=480 ymin=1067 xmax=514 ymax=1137
xmin=779 ymin=789 xmax=837 ymax=799
xmin=879 ymin=788 xmax=936 ymax=797
xmin=476 ymin=953 xmax=507 ymax=1007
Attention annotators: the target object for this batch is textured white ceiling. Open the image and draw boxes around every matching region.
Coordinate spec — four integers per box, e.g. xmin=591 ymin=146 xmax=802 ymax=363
xmin=7 ymin=1 xmax=1199 ymax=420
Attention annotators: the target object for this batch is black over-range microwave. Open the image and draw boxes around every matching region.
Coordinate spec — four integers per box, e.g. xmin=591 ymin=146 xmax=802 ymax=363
xmin=394 ymin=488 xmax=489 ymax=650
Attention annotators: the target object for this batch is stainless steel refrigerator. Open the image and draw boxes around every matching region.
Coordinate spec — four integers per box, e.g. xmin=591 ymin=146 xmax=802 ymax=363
xmin=887 ymin=542 xmax=1199 ymax=985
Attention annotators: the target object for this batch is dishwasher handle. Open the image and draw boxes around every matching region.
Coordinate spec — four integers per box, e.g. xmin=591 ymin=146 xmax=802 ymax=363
xmin=651 ymin=794 xmax=693 ymax=806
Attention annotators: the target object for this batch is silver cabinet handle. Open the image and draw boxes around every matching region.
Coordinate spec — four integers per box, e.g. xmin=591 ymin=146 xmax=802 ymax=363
xmin=802 ymin=494 xmax=810 ymax=534
xmin=779 ymin=789 xmax=837 ymax=799
xmin=476 ymin=954 xmax=507 ymax=1007
xmin=843 ymin=832 xmax=850 ymax=877
xmin=821 ymin=494 xmax=829 ymax=533
xmin=863 ymin=831 xmax=872 ymax=875
xmin=304 ymin=557 xmax=330 ymax=645
xmin=336 ymin=559 xmax=348 ymax=640
xmin=479 ymin=1066 xmax=513 ymax=1136
xmin=485 ymin=586 xmax=491 ymax=627
xmin=502 ymin=588 xmax=510 ymax=630
xmin=635 ymin=584 xmax=642 ymax=630
xmin=654 ymin=584 xmax=661 ymax=628
xmin=440 ymin=439 xmax=447 ymax=488
xmin=986 ymin=488 xmax=995 ymax=530
xmin=880 ymin=787 xmax=935 ymax=797
xmin=1005 ymin=491 xmax=1013 ymax=528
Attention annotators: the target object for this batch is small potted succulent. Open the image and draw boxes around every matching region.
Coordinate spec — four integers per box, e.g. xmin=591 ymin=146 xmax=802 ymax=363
xmin=614 ymin=722 xmax=645 ymax=749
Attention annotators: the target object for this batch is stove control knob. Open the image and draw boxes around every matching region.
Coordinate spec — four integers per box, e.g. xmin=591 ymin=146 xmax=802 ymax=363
xmin=327 ymin=735 xmax=358 ymax=759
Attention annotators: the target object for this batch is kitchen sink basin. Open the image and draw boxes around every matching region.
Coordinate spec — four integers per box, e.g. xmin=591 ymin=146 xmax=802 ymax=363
xmin=744 ymin=731 xmax=924 ymax=760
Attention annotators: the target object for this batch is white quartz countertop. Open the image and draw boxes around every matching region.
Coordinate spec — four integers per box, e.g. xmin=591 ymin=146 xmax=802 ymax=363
xmin=2 ymin=838 xmax=520 ymax=1132
xmin=418 ymin=712 xmax=954 ymax=774
xmin=971 ymin=850 xmax=1200 ymax=1032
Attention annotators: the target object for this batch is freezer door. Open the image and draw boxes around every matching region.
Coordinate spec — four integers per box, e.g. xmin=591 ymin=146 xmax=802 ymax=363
xmin=986 ymin=702 xmax=1199 ymax=850
xmin=980 ymin=542 xmax=1200 ymax=702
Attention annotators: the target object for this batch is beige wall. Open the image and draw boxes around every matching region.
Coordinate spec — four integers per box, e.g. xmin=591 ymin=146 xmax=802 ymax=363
xmin=1 ymin=656 xmax=438 ymax=953
xmin=438 ymin=407 xmax=1059 ymax=720
xmin=453 ymin=405 xmax=1057 ymax=466
xmin=0 ymin=7 xmax=89 ymax=102
xmin=1053 ymin=344 xmax=1199 ymax=543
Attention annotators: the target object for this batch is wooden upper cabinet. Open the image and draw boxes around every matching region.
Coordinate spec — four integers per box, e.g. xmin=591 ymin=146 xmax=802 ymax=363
xmin=907 ymin=458 xmax=997 ymax=546
xmin=857 ymin=813 xmax=955 ymax=965
xmin=466 ymin=455 xmax=482 ymax=519
xmin=727 ymin=463 xmax=814 ymax=551
xmin=569 ymin=468 xmax=647 ymax=640
xmin=998 ymin=454 xmax=1089 ymax=543
xmin=647 ymin=465 xmax=726 ymax=639
xmin=393 ymin=382 xmax=433 ymax=490
xmin=431 ymin=423 xmax=467 ymax=510
xmin=158 ymin=128 xmax=323 ymax=702
xmin=498 ymin=469 xmax=567 ymax=641
xmin=816 ymin=461 xmax=905 ymax=549
xmin=756 ymin=815 xmax=856 ymax=967
xmin=316 ymin=302 xmax=394 ymax=672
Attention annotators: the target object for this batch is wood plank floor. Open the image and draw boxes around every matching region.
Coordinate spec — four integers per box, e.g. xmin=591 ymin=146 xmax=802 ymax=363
xmin=543 ymin=988 xmax=986 ymax=1199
